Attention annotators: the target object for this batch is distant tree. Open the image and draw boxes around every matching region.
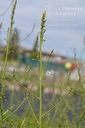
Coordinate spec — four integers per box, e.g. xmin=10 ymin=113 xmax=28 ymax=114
xmin=8 ymin=28 xmax=20 ymax=60
xmin=33 ymin=34 xmax=38 ymax=51
xmin=31 ymin=35 xmax=39 ymax=59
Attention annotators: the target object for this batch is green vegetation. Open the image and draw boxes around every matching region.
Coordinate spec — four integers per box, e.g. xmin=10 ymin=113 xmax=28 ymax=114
xmin=0 ymin=1 xmax=85 ymax=128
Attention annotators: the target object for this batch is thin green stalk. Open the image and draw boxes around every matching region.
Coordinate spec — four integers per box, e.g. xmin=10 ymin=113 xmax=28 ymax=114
xmin=42 ymin=88 xmax=72 ymax=118
xmin=42 ymin=96 xmax=66 ymax=117
xmin=0 ymin=1 xmax=17 ymax=127
xmin=3 ymin=95 xmax=27 ymax=121
xmin=27 ymin=98 xmax=39 ymax=124
xmin=12 ymin=76 xmax=39 ymax=100
xmin=39 ymin=11 xmax=46 ymax=128
xmin=64 ymin=99 xmax=79 ymax=118
xmin=19 ymin=117 xmax=26 ymax=128
xmin=39 ymin=36 xmax=43 ymax=128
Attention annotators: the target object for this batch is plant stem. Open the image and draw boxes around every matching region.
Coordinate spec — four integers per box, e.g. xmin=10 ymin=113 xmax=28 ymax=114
xmin=39 ymin=36 xmax=43 ymax=128
xmin=39 ymin=10 xmax=46 ymax=128
xmin=0 ymin=1 xmax=17 ymax=127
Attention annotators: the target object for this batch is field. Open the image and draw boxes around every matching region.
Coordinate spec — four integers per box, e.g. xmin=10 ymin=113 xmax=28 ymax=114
xmin=0 ymin=61 xmax=85 ymax=128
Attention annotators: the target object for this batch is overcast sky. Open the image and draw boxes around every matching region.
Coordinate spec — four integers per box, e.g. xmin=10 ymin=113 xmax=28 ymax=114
xmin=0 ymin=0 xmax=85 ymax=59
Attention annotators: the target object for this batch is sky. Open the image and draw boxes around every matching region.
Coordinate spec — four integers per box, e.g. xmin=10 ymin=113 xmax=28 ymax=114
xmin=0 ymin=0 xmax=85 ymax=59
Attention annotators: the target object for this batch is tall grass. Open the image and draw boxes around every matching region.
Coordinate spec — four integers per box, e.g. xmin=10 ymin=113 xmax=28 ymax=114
xmin=0 ymin=1 xmax=17 ymax=127
xmin=39 ymin=10 xmax=46 ymax=128
xmin=0 ymin=1 xmax=85 ymax=128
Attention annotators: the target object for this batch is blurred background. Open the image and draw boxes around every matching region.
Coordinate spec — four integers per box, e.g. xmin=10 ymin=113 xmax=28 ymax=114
xmin=0 ymin=0 xmax=85 ymax=89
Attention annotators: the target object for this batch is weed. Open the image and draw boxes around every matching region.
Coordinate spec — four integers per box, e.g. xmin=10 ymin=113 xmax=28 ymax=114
xmin=0 ymin=1 xmax=85 ymax=128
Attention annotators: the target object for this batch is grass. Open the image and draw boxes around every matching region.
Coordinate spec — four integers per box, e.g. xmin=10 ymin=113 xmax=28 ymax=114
xmin=39 ymin=10 xmax=46 ymax=128
xmin=0 ymin=1 xmax=85 ymax=128
xmin=0 ymin=1 xmax=17 ymax=127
